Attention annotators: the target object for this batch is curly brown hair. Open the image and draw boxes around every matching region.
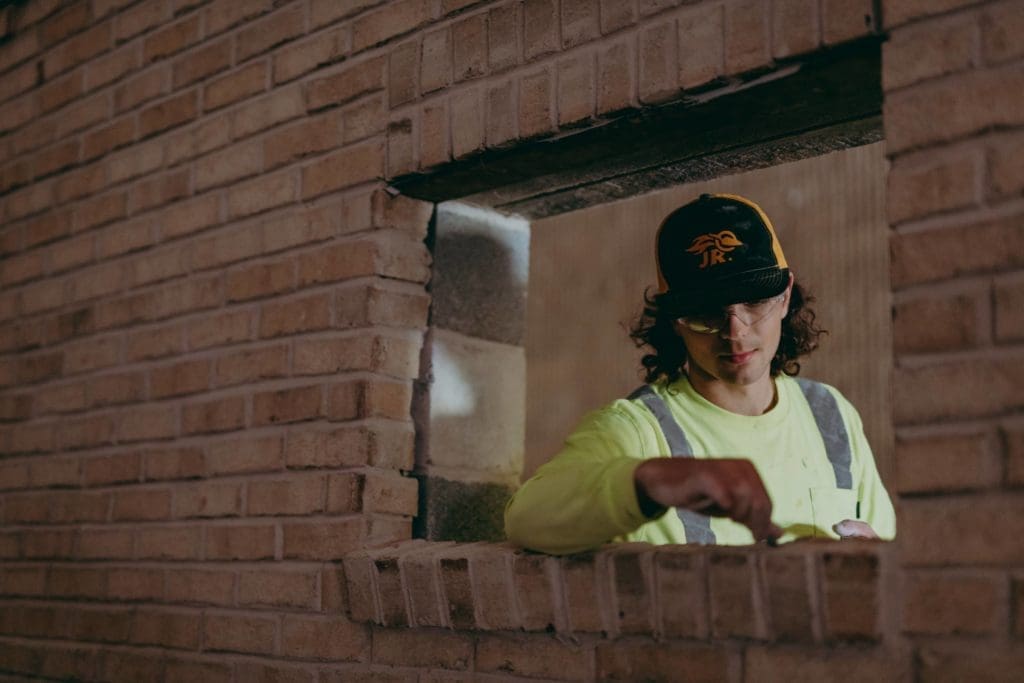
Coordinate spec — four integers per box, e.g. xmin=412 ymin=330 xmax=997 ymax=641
xmin=629 ymin=281 xmax=827 ymax=384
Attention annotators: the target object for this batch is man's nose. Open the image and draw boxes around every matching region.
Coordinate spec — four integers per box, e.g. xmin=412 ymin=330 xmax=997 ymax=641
xmin=719 ymin=310 xmax=751 ymax=340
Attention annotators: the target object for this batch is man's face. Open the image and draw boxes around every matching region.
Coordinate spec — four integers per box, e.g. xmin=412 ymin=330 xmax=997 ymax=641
xmin=674 ymin=279 xmax=793 ymax=388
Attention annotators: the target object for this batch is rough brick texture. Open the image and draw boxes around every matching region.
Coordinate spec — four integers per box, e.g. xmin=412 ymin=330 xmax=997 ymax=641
xmin=0 ymin=0 xmax=1011 ymax=678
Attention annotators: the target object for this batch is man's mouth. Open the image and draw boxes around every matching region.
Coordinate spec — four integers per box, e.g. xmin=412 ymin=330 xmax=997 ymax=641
xmin=720 ymin=350 xmax=756 ymax=364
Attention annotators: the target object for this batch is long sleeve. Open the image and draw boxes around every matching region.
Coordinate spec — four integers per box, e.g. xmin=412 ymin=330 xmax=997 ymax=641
xmin=504 ymin=406 xmax=663 ymax=555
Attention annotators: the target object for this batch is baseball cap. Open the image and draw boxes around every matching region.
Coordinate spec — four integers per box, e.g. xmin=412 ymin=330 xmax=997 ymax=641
xmin=655 ymin=193 xmax=790 ymax=313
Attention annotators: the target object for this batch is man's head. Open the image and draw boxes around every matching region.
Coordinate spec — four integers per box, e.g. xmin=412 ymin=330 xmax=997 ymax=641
xmin=629 ymin=193 xmax=825 ymax=384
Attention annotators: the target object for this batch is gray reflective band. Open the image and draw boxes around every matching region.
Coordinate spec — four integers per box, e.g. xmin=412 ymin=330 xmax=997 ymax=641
xmin=628 ymin=386 xmax=716 ymax=545
xmin=795 ymin=378 xmax=853 ymax=490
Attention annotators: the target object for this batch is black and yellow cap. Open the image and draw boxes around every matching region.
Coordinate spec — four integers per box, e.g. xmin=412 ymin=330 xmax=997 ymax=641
xmin=655 ymin=193 xmax=790 ymax=312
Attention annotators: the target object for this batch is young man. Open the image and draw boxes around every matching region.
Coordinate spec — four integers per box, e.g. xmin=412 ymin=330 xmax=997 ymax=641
xmin=505 ymin=193 xmax=896 ymax=555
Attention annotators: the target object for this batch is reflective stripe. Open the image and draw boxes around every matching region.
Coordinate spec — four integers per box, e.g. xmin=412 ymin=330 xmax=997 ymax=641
xmin=795 ymin=378 xmax=853 ymax=490
xmin=628 ymin=386 xmax=717 ymax=545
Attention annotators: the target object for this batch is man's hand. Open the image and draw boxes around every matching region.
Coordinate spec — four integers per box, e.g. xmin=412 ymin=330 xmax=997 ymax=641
xmin=634 ymin=458 xmax=782 ymax=543
xmin=833 ymin=519 xmax=879 ymax=540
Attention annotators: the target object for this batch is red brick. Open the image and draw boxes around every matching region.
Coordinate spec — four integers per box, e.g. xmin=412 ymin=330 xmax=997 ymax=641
xmin=771 ymin=0 xmax=818 ymax=58
xmin=23 ymin=528 xmax=77 ymax=559
xmin=248 ymin=475 xmax=326 ymax=516
xmin=126 ymin=322 xmax=185 ymax=361
xmin=56 ymin=92 xmax=110 ymax=137
xmin=387 ymin=40 xmax=419 ymax=107
xmin=82 ymin=118 xmax=135 ymax=161
xmin=894 ymin=355 xmax=1024 ymax=425
xmin=2 ymin=566 xmax=48 ymax=596
xmin=130 ymin=610 xmax=200 ymax=651
xmin=105 ymin=567 xmax=162 ymax=601
xmin=236 ymin=4 xmax=304 ymax=61
xmin=204 ymin=61 xmax=267 ymax=111
xmin=418 ymin=100 xmax=449 ymax=167
xmin=708 ymin=550 xmax=765 ymax=639
xmin=150 ymin=358 xmax=210 ymax=399
xmin=85 ymin=43 xmax=141 ymax=90
xmin=182 ymin=395 xmax=246 ymax=435
xmin=306 ymin=55 xmax=386 ymax=110
xmin=555 ymin=53 xmax=594 ymax=126
xmin=561 ymin=0 xmax=599 ymax=48
xmin=294 ymin=334 xmax=420 ymax=379
xmin=107 ymin=138 xmax=163 ymax=183
xmin=143 ymin=446 xmax=205 ymax=481
xmin=902 ymin=571 xmax=1001 ymax=635
xmin=174 ymin=481 xmax=243 ymax=518
xmin=890 ymin=214 xmax=1024 ymax=288
xmin=214 ymin=344 xmax=289 ymax=386
xmin=1 ymin=250 xmax=45 ymax=286
xmin=135 ymin=525 xmax=201 ymax=560
xmin=886 ymin=64 xmax=1024 ymax=155
xmin=883 ymin=14 xmax=974 ymax=92
xmin=888 ymin=149 xmax=980 ymax=225
xmin=893 ymin=290 xmax=985 ymax=353
xmin=981 ymin=0 xmax=1024 ymax=65
xmin=452 ymin=14 xmax=487 ymax=83
xmin=205 ymin=435 xmax=282 ymax=475
xmin=595 ymin=642 xmax=731 ymax=681
xmin=264 ymin=112 xmax=342 ymax=169
xmin=39 ymin=2 xmax=90 ymax=46
xmin=745 ymin=645 xmax=903 ymax=681
xmin=164 ymin=659 xmax=232 ymax=682
xmin=996 ymin=275 xmax=1024 ymax=342
xmin=206 ymin=523 xmax=276 ymax=560
xmin=35 ymin=139 xmax=80 ymax=177
xmin=112 ymin=487 xmax=171 ymax=521
xmin=235 ymin=663 xmax=316 ymax=683
xmin=127 ymin=245 xmax=188 ymax=287
xmin=195 ymin=140 xmax=262 ymax=191
xmin=485 ymin=79 xmax=516 ymax=146
xmin=896 ymin=431 xmax=1001 ymax=494
xmin=229 ymin=85 xmax=308 ymax=138
xmin=523 ymin=0 xmax=558 ymax=61
xmin=135 ymin=168 xmax=192 ymax=213
xmin=281 ymin=615 xmax=369 ymax=661
xmin=302 ymin=138 xmax=385 ymax=198
xmin=903 ymin=494 xmax=1024 ymax=566
xmin=519 ymin=68 xmax=553 ymax=138
xmin=420 ymin=27 xmax=451 ymax=94
xmin=351 ymin=0 xmax=430 ymax=52
xmin=372 ymin=627 xmax=470 ymax=669
xmin=449 ymin=87 xmax=483 ymax=158
xmin=342 ymin=94 xmax=386 ymax=144
xmin=822 ymin=0 xmax=874 ymax=44
xmin=100 ymin=650 xmax=165 ymax=682
xmin=115 ymin=65 xmax=170 ymax=112
xmin=172 ymin=38 xmax=231 ymax=88
xmin=76 ymin=528 xmax=134 ymax=560
xmin=273 ymin=27 xmax=351 ymax=84
xmin=113 ymin=0 xmax=167 ymax=42
xmin=324 ymin=472 xmax=363 ymax=513
xmin=117 ymin=405 xmax=178 ymax=442
xmin=165 ymin=569 xmax=235 ymax=605
xmin=227 ymin=171 xmax=297 ymax=219
xmin=283 ymin=519 xmax=363 ymax=560
xmin=70 ymin=606 xmax=135 ymax=642
xmin=253 ymin=385 xmax=324 ymax=425
xmin=82 ymin=453 xmax=141 ymax=487
xmin=0 ymin=28 xmax=40 ymax=75
xmin=204 ymin=613 xmax=277 ymax=654
xmin=139 ymin=90 xmax=199 ymax=137
xmin=204 ymin=0 xmax=272 ymax=34
xmin=989 ymin=131 xmax=1024 ymax=200
xmin=327 ymin=378 xmax=413 ymax=422
xmin=387 ymin=116 xmax=416 ymax=176
xmin=363 ymin=471 xmax=418 ymax=515
xmin=144 ymin=15 xmax=200 ymax=62
xmin=596 ymin=39 xmax=633 ymax=114
xmin=725 ymin=0 xmax=769 ymax=74
xmin=160 ymin=194 xmax=221 ymax=239
xmin=239 ymin=568 xmax=319 ymax=609
xmin=638 ymin=20 xmax=676 ymax=103
xmin=477 ymin=633 xmax=588 ymax=680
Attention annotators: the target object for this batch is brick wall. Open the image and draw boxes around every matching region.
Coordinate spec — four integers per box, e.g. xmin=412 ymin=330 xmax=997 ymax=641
xmin=0 ymin=0 xmax=1019 ymax=680
xmin=884 ymin=0 xmax=1024 ymax=678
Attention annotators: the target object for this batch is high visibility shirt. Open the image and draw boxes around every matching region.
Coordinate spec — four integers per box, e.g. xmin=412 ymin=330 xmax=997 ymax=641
xmin=504 ymin=374 xmax=896 ymax=555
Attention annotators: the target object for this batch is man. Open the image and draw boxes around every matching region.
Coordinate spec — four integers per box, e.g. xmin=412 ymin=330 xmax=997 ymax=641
xmin=505 ymin=193 xmax=895 ymax=555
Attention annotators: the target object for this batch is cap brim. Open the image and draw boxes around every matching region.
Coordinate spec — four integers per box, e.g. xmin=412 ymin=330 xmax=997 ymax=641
xmin=659 ymin=268 xmax=790 ymax=314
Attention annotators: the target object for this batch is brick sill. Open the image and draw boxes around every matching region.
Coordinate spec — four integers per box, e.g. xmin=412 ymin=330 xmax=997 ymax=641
xmin=342 ymin=539 xmax=890 ymax=644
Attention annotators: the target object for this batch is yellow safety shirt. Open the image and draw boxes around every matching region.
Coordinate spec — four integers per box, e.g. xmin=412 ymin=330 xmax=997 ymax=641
xmin=505 ymin=375 xmax=896 ymax=555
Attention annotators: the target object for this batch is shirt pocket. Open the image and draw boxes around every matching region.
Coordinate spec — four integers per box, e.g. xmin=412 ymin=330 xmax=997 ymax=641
xmin=809 ymin=487 xmax=858 ymax=539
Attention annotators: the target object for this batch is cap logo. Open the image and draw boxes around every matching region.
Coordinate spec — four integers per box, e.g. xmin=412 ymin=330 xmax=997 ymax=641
xmin=686 ymin=230 xmax=743 ymax=269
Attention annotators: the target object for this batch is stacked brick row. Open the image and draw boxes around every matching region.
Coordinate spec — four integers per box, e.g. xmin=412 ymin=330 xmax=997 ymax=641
xmin=883 ymin=0 xmax=1024 ymax=678
xmin=0 ymin=0 xmax=441 ymax=678
xmin=340 ymin=539 xmax=903 ymax=680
